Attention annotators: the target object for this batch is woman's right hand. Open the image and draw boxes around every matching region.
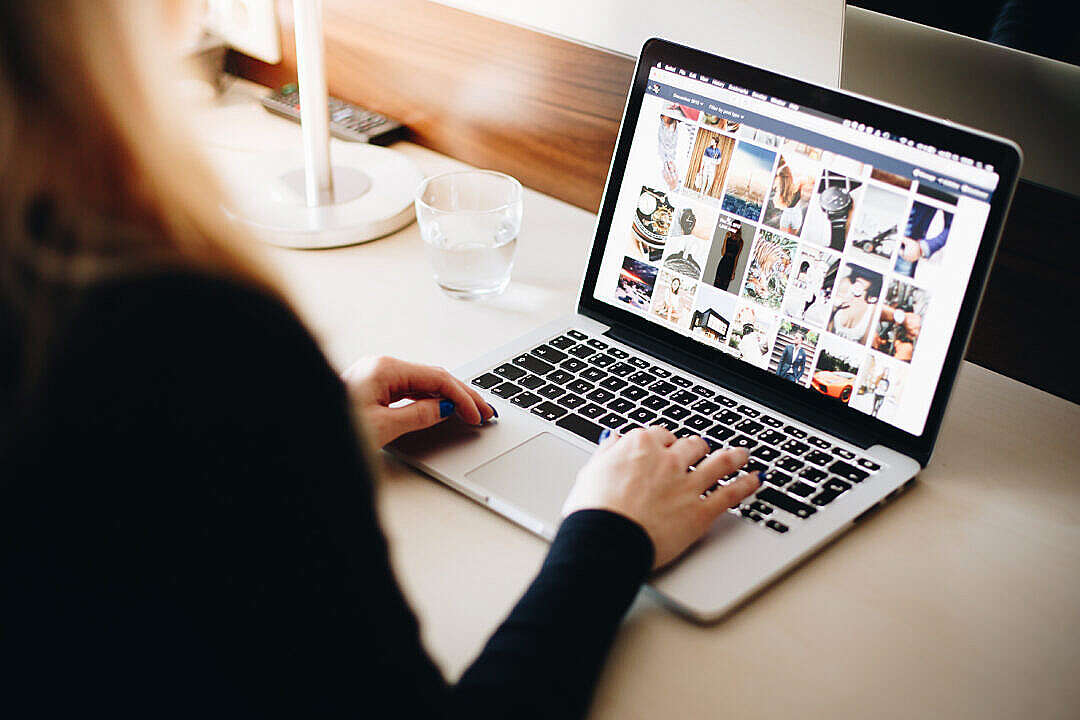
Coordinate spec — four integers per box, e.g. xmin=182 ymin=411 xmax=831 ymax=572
xmin=562 ymin=427 xmax=759 ymax=569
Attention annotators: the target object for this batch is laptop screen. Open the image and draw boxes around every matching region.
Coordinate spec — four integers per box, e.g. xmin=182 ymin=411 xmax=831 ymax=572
xmin=591 ymin=58 xmax=1003 ymax=437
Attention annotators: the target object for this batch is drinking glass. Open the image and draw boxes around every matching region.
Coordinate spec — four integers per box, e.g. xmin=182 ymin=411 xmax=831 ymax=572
xmin=415 ymin=170 xmax=522 ymax=299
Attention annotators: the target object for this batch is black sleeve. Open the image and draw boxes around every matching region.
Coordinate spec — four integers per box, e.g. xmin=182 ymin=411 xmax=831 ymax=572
xmin=5 ymin=273 xmax=652 ymax=720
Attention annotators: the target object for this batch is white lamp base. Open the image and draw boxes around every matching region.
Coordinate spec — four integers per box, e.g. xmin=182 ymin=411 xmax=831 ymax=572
xmin=222 ymin=143 xmax=424 ymax=249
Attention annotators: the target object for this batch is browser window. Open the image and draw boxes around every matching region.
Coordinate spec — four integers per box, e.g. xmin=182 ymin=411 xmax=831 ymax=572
xmin=594 ymin=63 xmax=1001 ymax=435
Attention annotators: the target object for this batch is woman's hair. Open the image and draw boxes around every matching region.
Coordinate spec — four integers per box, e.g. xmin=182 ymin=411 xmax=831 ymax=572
xmin=774 ymin=163 xmax=796 ymax=207
xmin=1 ymin=2 xmax=276 ymax=395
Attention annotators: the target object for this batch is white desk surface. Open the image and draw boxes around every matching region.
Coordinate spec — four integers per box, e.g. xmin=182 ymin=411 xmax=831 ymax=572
xmin=199 ymin=79 xmax=1080 ymax=719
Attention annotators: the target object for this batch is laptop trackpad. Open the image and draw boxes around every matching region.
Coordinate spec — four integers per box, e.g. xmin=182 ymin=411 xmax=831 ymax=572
xmin=465 ymin=432 xmax=592 ymax=531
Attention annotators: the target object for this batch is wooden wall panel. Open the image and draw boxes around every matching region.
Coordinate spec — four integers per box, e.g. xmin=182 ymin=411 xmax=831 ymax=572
xmin=226 ymin=0 xmax=1080 ymax=403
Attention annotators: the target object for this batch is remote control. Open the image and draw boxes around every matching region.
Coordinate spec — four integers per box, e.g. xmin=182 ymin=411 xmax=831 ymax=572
xmin=261 ymin=83 xmax=406 ymax=145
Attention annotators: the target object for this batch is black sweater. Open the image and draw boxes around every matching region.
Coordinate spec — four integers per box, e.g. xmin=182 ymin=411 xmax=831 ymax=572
xmin=1 ymin=272 xmax=654 ymax=719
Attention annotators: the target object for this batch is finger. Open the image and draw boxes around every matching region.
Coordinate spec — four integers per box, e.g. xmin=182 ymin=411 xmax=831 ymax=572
xmin=669 ymin=435 xmax=710 ymax=469
xmin=597 ymin=428 xmax=620 ymax=449
xmin=396 ymin=365 xmax=486 ymax=425
xmin=379 ymin=398 xmax=451 ymax=438
xmin=644 ymin=424 xmax=677 ymax=446
xmin=704 ymin=471 xmax=761 ymax=513
xmin=690 ymin=447 xmax=749 ymax=491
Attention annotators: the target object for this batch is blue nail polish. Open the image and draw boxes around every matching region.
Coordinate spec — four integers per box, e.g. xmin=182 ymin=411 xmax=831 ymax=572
xmin=439 ymin=399 xmax=456 ymax=418
xmin=491 ymin=407 xmax=498 ymax=418
xmin=599 ymin=428 xmax=612 ymax=442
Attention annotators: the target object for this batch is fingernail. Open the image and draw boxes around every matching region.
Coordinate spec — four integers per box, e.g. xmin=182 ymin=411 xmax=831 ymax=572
xmin=734 ymin=447 xmax=750 ymax=464
xmin=754 ymin=471 xmax=765 ymax=487
xmin=599 ymin=428 xmax=612 ymax=442
xmin=483 ymin=406 xmax=499 ymax=425
xmin=439 ymin=399 xmax=456 ymax=418
xmin=490 ymin=406 xmax=498 ymax=418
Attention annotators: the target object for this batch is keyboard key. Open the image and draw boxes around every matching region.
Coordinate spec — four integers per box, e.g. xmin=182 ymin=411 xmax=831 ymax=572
xmin=674 ymin=427 xmax=699 ymax=439
xmin=608 ymin=362 xmax=635 ymax=377
xmin=811 ymin=489 xmax=841 ymax=506
xmin=494 ymin=363 xmax=526 ymax=381
xmin=513 ymin=354 xmax=554 ymax=375
xmin=704 ymin=437 xmax=724 ymax=453
xmin=670 ymin=390 xmax=699 ymax=406
xmin=600 ymin=376 xmax=628 ymax=391
xmin=621 ymin=423 xmax=643 ymax=433
xmin=798 ymin=467 xmax=827 ymax=483
xmin=761 ymin=469 xmax=791 ymax=486
xmin=750 ymin=501 xmax=774 ymax=515
xmin=735 ymin=419 xmax=764 ymax=435
xmin=715 ymin=395 xmax=738 ymax=408
xmin=599 ymin=413 xmax=626 ymax=429
xmin=510 ymin=391 xmax=542 ymax=408
xmin=471 ymin=372 xmax=501 ymax=389
xmin=776 ymin=455 xmax=804 ymax=472
xmin=671 ymin=375 xmax=693 ymax=388
xmin=715 ymin=409 xmax=742 ymax=425
xmin=737 ymin=405 xmax=760 ymax=418
xmin=765 ymin=519 xmax=789 ymax=533
xmin=807 ymin=435 xmax=831 ymax=450
xmin=531 ymin=401 xmax=568 ymax=421
xmin=531 ymin=344 xmax=567 ymax=363
xmin=588 ymin=353 xmax=615 ymax=368
xmin=759 ymin=415 xmax=784 ymax=428
xmin=520 ymin=374 xmax=545 ymax=390
xmin=784 ymin=425 xmax=808 ymax=439
xmin=580 ymin=367 xmax=607 ymax=383
xmin=758 ymin=429 xmax=785 ymax=445
xmin=691 ymin=399 xmax=720 ymax=415
xmin=745 ymin=459 xmax=768 ymax=474
xmin=569 ymin=344 xmax=596 ymax=358
xmin=628 ymin=371 xmax=658 ymax=387
xmin=857 ymin=457 xmax=881 ymax=471
xmin=707 ymin=424 xmax=736 ymax=442
xmin=692 ymin=385 xmax=714 ymax=397
xmin=730 ymin=434 xmax=758 ymax=449
xmin=560 ymin=358 xmax=587 ymax=373
xmin=649 ymin=380 xmax=677 ymax=395
xmin=780 ymin=439 xmax=810 ymax=456
xmin=579 ymin=403 xmax=606 ymax=419
xmin=642 ymin=395 xmax=669 ymax=411
xmin=805 ymin=450 xmax=832 ymax=466
xmin=621 ymin=385 xmax=648 ymax=401
xmin=652 ymin=418 xmax=680 ymax=431
xmin=607 ymin=347 xmax=629 ymax=359
xmin=824 ymin=477 xmax=853 ymax=493
xmin=628 ymin=408 xmax=658 ymax=424
xmin=684 ymin=414 xmax=711 ymax=431
xmin=492 ymin=382 xmax=522 ymax=398
xmin=752 ymin=445 xmax=781 ymax=462
xmin=566 ymin=329 xmax=588 ymax=341
xmin=628 ymin=356 xmax=650 ymax=369
xmin=662 ymin=405 xmax=691 ymax=421
xmin=556 ymin=413 xmax=603 ymax=443
xmin=587 ymin=338 xmax=608 ymax=349
xmin=567 ymin=379 xmax=594 ymax=394
xmin=557 ymin=393 xmax=587 ymax=409
xmin=538 ymin=384 xmax=566 ymax=399
xmin=649 ymin=366 xmax=671 ymax=378
xmin=585 ymin=388 xmax=616 ymax=404
xmin=740 ymin=507 xmax=763 ymax=522
xmin=549 ymin=335 xmax=576 ymax=350
xmin=546 ymin=369 xmax=575 ymax=385
xmin=607 ymin=398 xmax=635 ymax=414
xmin=788 ymin=481 xmax=815 ymax=497
xmin=756 ymin=487 xmax=816 ymax=519
xmin=832 ymin=447 xmax=856 ymax=460
xmin=829 ymin=460 xmax=869 ymax=483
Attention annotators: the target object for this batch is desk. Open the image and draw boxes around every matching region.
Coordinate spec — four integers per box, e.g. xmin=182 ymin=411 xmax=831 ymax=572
xmin=199 ymin=79 xmax=1080 ymax=720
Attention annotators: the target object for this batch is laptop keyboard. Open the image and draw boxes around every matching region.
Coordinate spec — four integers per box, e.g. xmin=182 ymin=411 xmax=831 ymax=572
xmin=470 ymin=329 xmax=883 ymax=535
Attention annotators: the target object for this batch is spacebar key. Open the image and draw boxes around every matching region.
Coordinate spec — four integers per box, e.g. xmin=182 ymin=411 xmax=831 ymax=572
xmin=756 ymin=487 xmax=816 ymax=519
xmin=556 ymin=414 xmax=605 ymax=444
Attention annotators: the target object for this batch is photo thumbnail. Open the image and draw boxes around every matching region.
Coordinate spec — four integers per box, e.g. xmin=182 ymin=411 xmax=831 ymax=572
xmin=782 ymin=244 xmax=839 ymax=328
xmin=870 ymin=167 xmax=913 ymax=191
xmin=768 ymin=320 xmax=819 ymax=386
xmin=828 ymin=262 xmax=883 ymax=345
xmin=615 ymin=256 xmax=659 ymax=312
xmin=661 ymin=198 xmax=719 ymax=281
xmin=649 ymin=269 xmax=698 ymax=328
xmin=895 ymin=200 xmax=952 ymax=283
xmin=809 ymin=334 xmax=865 ymax=404
xmin=821 ymin=149 xmax=868 ymax=179
xmin=721 ymin=141 xmax=777 ymax=222
xmin=657 ymin=111 xmax=697 ymax=191
xmin=847 ymin=183 xmax=909 ymax=269
xmin=762 ymin=152 xmax=820 ymax=237
xmin=727 ymin=302 xmax=777 ymax=369
xmin=683 ymin=128 xmax=735 ymax=199
xmin=689 ymin=283 xmax=738 ymax=348
xmin=741 ymin=229 xmax=797 ymax=311
xmin=871 ymin=279 xmax=931 ymax=363
xmin=629 ymin=185 xmax=674 ymax=263
xmin=851 ymin=353 xmax=907 ymax=422
xmin=779 ymin=138 xmax=823 ymax=162
xmin=800 ymin=170 xmax=863 ymax=251
xmin=702 ymin=214 xmax=755 ymax=294
xmin=738 ymin=124 xmax=781 ymax=148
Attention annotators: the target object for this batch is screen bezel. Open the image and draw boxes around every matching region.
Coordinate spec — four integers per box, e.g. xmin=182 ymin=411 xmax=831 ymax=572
xmin=577 ymin=38 xmax=1021 ymax=466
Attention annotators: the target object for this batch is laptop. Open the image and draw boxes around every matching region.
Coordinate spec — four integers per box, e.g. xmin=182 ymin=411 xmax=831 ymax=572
xmin=390 ymin=38 xmax=1021 ymax=622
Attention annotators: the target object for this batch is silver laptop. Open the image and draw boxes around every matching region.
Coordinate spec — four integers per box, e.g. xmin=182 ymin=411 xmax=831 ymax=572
xmin=390 ymin=38 xmax=1021 ymax=622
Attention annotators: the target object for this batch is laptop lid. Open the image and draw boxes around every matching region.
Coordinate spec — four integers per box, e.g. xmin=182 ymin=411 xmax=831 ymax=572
xmin=578 ymin=38 xmax=1021 ymax=466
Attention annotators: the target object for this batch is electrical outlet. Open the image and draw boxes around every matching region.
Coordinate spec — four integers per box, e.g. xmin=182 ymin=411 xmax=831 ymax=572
xmin=203 ymin=0 xmax=281 ymax=64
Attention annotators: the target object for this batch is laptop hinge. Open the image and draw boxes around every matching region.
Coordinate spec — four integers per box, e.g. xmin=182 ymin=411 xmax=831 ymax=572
xmin=602 ymin=323 xmax=878 ymax=450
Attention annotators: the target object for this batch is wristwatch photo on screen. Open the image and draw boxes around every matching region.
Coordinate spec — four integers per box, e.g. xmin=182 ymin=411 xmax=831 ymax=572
xmin=818 ymin=173 xmax=853 ymax=249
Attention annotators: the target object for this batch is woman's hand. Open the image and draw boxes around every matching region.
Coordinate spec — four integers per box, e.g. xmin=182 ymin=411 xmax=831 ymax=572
xmin=562 ymin=427 xmax=759 ymax=569
xmin=343 ymin=356 xmax=496 ymax=448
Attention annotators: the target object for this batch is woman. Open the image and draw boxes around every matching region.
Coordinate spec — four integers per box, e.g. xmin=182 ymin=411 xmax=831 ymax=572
xmin=0 ymin=3 xmax=759 ymax=718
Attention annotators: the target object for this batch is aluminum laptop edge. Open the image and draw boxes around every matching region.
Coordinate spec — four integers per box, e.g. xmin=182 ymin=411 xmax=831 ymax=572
xmin=389 ymin=38 xmax=1021 ymax=622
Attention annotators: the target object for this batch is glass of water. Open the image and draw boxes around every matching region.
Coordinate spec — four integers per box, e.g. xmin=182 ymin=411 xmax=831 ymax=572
xmin=415 ymin=170 xmax=522 ymax=299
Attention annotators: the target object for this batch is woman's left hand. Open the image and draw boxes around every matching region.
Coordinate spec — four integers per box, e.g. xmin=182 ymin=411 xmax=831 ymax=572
xmin=343 ymin=356 xmax=496 ymax=448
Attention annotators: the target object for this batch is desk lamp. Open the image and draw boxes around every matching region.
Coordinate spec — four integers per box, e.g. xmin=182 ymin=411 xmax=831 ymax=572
xmin=225 ymin=0 xmax=422 ymax=248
